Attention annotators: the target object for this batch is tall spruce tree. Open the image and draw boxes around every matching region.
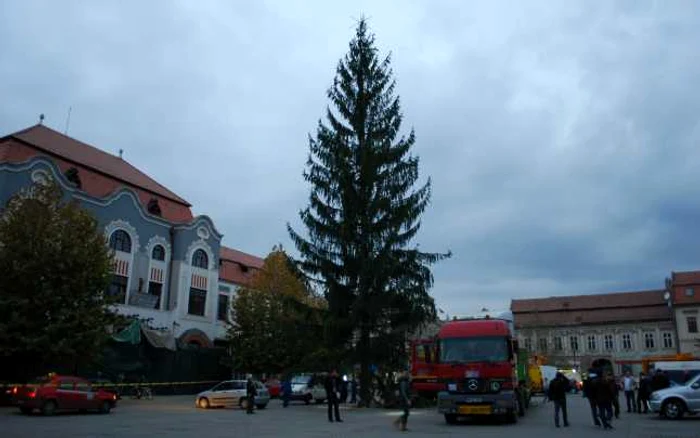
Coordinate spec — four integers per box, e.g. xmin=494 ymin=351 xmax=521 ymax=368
xmin=288 ymin=19 xmax=450 ymax=405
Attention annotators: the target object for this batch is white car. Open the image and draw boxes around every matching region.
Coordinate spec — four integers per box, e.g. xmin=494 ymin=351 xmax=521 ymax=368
xmin=195 ymin=380 xmax=270 ymax=410
xmin=289 ymin=374 xmax=326 ymax=404
xmin=649 ymin=374 xmax=700 ymax=419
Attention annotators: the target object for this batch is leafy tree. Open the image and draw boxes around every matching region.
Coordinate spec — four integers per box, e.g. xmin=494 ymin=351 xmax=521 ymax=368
xmin=228 ymin=246 xmax=326 ymax=375
xmin=0 ymin=181 xmax=117 ymax=380
xmin=287 ymin=19 xmax=450 ymax=405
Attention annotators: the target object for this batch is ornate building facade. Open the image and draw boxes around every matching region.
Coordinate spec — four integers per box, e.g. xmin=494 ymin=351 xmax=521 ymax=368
xmin=0 ymin=123 xmax=263 ymax=347
xmin=511 ymin=290 xmax=677 ymax=374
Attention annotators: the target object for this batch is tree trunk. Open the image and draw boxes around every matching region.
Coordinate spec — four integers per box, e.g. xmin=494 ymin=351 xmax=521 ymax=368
xmin=358 ymin=327 xmax=372 ymax=407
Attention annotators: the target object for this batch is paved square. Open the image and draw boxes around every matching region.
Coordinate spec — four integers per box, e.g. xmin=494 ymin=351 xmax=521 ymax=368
xmin=2 ymin=393 xmax=698 ymax=437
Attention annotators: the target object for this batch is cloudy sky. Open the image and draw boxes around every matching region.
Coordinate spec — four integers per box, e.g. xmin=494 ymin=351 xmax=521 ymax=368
xmin=2 ymin=0 xmax=700 ymax=316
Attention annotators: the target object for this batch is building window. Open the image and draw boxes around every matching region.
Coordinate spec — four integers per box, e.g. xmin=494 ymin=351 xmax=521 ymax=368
xmin=148 ymin=282 xmax=163 ymax=309
xmin=662 ymin=332 xmax=673 ymax=349
xmin=109 ymin=230 xmax=132 ymax=253
xmin=587 ymin=335 xmax=597 ymax=351
xmin=192 ymin=249 xmax=208 ymax=269
xmin=622 ymin=333 xmax=632 ymax=350
xmin=569 ymin=336 xmax=579 ymax=352
xmin=644 ymin=332 xmax=655 ymax=349
xmin=538 ymin=337 xmax=548 ymax=352
xmin=688 ymin=316 xmax=698 ymax=334
xmin=217 ymin=294 xmax=230 ymax=322
xmin=524 ymin=338 xmax=532 ymax=351
xmin=604 ymin=334 xmax=614 ymax=351
xmin=686 ymin=287 xmax=695 ymax=297
xmin=107 ymin=275 xmax=128 ymax=304
xmin=554 ymin=336 xmax=563 ymax=351
xmin=152 ymin=245 xmax=165 ymax=261
xmin=188 ymin=287 xmax=207 ymax=316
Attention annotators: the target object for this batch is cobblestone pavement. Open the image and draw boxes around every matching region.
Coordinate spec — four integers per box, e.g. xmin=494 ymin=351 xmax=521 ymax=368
xmin=2 ymin=393 xmax=698 ymax=438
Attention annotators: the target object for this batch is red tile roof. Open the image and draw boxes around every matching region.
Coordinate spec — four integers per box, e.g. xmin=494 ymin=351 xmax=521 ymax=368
xmin=1 ymin=124 xmax=194 ymax=223
xmin=511 ymin=289 xmax=671 ymax=328
xmin=672 ymin=271 xmax=700 ymax=286
xmin=510 ymin=289 xmax=665 ymax=313
xmin=513 ymin=305 xmax=671 ymax=328
xmin=218 ymin=246 xmax=264 ymax=286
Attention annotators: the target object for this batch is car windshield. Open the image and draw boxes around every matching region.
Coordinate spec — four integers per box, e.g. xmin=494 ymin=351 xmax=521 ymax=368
xmin=439 ymin=336 xmax=509 ymax=363
xmin=291 ymin=376 xmax=310 ymax=385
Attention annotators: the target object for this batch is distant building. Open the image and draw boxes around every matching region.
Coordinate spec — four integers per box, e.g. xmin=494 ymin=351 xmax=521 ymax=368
xmin=0 ymin=123 xmax=264 ymax=347
xmin=511 ymin=290 xmax=676 ymax=374
xmin=668 ymin=271 xmax=700 ymax=356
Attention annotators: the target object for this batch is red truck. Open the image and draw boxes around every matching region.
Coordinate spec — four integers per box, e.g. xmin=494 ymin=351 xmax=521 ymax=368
xmin=12 ymin=374 xmax=117 ymax=415
xmin=410 ymin=311 xmax=526 ymax=424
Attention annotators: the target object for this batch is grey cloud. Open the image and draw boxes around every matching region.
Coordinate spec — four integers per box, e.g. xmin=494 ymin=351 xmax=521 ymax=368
xmin=2 ymin=0 xmax=700 ymax=317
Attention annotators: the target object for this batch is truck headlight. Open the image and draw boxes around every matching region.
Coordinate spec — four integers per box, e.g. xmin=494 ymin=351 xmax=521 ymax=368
xmin=447 ymin=383 xmax=457 ymax=391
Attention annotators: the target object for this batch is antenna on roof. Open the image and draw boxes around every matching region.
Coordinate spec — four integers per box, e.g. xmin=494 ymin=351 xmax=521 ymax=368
xmin=119 ymin=149 xmax=123 ymax=159
xmin=39 ymin=114 xmax=45 ymax=125
xmin=64 ymin=106 xmax=72 ymax=135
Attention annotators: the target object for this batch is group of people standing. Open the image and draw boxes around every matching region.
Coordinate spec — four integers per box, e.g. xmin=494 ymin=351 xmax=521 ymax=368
xmin=578 ymin=368 xmax=672 ymax=429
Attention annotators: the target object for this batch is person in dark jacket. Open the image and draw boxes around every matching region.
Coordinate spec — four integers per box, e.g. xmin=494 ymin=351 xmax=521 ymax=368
xmin=637 ymin=372 xmax=651 ymax=413
xmin=392 ymin=370 xmax=411 ymax=431
xmin=325 ymin=370 xmax=342 ymax=422
xmin=350 ymin=376 xmax=358 ymax=404
xmin=595 ymin=373 xmax=615 ymax=429
xmin=583 ymin=371 xmax=601 ymax=426
xmin=548 ymin=372 xmax=569 ymax=427
xmin=611 ymin=376 xmax=621 ymax=419
xmin=245 ymin=375 xmax=257 ymax=414
xmin=281 ymin=376 xmax=292 ymax=408
xmin=650 ymin=369 xmax=671 ymax=392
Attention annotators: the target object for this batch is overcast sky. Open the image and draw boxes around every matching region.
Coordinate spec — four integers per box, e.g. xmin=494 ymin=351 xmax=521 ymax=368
xmin=2 ymin=0 xmax=700 ymax=316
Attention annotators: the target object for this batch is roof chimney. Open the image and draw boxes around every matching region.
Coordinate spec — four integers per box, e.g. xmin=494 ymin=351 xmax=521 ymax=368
xmin=39 ymin=114 xmax=45 ymax=125
xmin=119 ymin=149 xmax=123 ymax=159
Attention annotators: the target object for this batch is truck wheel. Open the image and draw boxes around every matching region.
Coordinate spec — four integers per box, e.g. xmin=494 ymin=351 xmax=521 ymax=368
xmin=506 ymin=409 xmax=518 ymax=424
xmin=444 ymin=414 xmax=458 ymax=424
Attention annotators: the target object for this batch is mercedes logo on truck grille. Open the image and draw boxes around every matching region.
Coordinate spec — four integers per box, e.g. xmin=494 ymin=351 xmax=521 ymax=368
xmin=467 ymin=379 xmax=479 ymax=391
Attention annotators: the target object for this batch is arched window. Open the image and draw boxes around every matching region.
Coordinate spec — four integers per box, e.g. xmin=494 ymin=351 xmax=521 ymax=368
xmin=192 ymin=249 xmax=208 ymax=269
xmin=151 ymin=244 xmax=165 ymax=261
xmin=109 ymin=230 xmax=132 ymax=253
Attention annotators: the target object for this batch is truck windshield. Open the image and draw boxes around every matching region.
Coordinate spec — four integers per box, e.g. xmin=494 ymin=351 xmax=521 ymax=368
xmin=439 ymin=336 xmax=509 ymax=363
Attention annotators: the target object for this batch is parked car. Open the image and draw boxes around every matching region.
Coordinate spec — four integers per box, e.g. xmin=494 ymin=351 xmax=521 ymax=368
xmin=88 ymin=377 xmax=121 ymax=400
xmin=265 ymin=378 xmax=281 ymax=398
xmin=195 ymin=380 xmax=269 ymax=410
xmin=13 ymin=374 xmax=117 ymax=415
xmin=289 ymin=374 xmax=326 ymax=405
xmin=649 ymin=373 xmax=700 ymax=419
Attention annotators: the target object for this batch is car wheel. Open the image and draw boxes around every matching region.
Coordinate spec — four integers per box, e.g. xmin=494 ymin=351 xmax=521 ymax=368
xmin=256 ymin=404 xmax=267 ymax=410
xmin=19 ymin=407 xmax=33 ymax=415
xmin=41 ymin=400 xmax=57 ymax=416
xmin=445 ymin=414 xmax=458 ymax=424
xmin=198 ymin=397 xmax=210 ymax=409
xmin=662 ymin=399 xmax=685 ymax=420
xmin=99 ymin=400 xmax=111 ymax=414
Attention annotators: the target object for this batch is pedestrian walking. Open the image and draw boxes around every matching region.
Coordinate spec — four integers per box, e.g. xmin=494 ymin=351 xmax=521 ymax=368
xmin=637 ymin=372 xmax=650 ymax=413
xmin=245 ymin=375 xmax=257 ymax=414
xmin=623 ymin=370 xmax=637 ymax=413
xmin=392 ymin=370 xmax=411 ymax=432
xmin=325 ymin=369 xmax=342 ymax=423
xmin=548 ymin=372 xmax=569 ymax=427
xmin=595 ymin=373 xmax=616 ymax=430
xmin=583 ymin=371 xmax=601 ymax=427
xmin=281 ymin=376 xmax=292 ymax=408
xmin=650 ymin=369 xmax=671 ymax=392
xmin=611 ymin=375 xmax=620 ymax=419
xmin=350 ymin=376 xmax=357 ymax=404
xmin=340 ymin=377 xmax=348 ymax=404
